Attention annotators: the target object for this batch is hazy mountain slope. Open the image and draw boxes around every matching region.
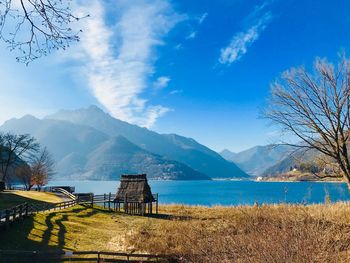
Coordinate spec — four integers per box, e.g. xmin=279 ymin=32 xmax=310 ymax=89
xmin=220 ymin=149 xmax=237 ymax=162
xmin=0 ymin=115 xmax=108 ymax=161
xmin=0 ymin=115 xmax=211 ymax=180
xmin=220 ymin=145 xmax=292 ymax=176
xmin=262 ymin=149 xmax=318 ymax=176
xmin=47 ymin=106 xmax=248 ymax=178
xmin=85 ymin=136 xmax=209 ymax=180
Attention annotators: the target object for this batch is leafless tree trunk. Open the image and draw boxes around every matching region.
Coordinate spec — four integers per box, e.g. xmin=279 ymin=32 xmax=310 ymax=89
xmin=0 ymin=132 xmax=39 ymax=185
xmin=31 ymin=147 xmax=55 ymax=190
xmin=15 ymin=164 xmax=34 ymax=190
xmin=0 ymin=0 xmax=86 ymax=64
xmin=264 ymin=55 xmax=350 ymax=188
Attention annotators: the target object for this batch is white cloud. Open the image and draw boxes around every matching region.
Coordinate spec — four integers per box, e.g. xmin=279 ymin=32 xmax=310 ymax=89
xmin=186 ymin=31 xmax=197 ymax=40
xmin=153 ymin=76 xmax=171 ymax=90
xmin=170 ymin=89 xmax=183 ymax=95
xmin=219 ymin=8 xmax=272 ymax=65
xmin=174 ymin=43 xmax=183 ymax=50
xmin=198 ymin=12 xmax=208 ymax=24
xmin=76 ymin=0 xmax=185 ymax=128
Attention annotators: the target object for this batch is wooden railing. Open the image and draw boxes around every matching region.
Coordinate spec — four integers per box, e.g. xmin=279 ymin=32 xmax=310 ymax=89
xmin=0 ymin=203 xmax=29 ymax=228
xmin=0 ymin=199 xmax=77 ymax=230
xmin=0 ymin=250 xmax=173 ymax=262
xmin=50 ymin=187 xmax=77 ymax=200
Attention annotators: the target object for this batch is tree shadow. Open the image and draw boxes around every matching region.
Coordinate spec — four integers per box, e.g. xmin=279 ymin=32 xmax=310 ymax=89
xmin=146 ymin=213 xmax=193 ymax=221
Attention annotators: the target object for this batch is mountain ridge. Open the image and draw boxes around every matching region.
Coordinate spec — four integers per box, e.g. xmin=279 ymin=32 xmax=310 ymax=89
xmin=1 ymin=106 xmax=248 ymax=180
xmin=220 ymin=145 xmax=293 ymax=176
xmin=46 ymin=106 xmax=248 ymax=179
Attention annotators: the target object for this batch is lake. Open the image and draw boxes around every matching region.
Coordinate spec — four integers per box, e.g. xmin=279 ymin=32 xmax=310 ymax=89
xmin=48 ymin=180 xmax=350 ymax=206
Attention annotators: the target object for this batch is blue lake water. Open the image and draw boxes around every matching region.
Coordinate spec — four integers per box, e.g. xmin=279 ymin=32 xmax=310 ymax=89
xmin=49 ymin=180 xmax=350 ymax=206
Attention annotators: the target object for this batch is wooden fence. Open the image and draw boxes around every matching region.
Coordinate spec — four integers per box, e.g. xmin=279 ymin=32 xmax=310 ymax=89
xmin=0 ymin=199 xmax=77 ymax=230
xmin=77 ymin=193 xmax=159 ymax=215
xmin=51 ymin=187 xmax=77 ymax=200
xmin=0 ymin=203 xmax=29 ymax=228
xmin=0 ymin=250 xmax=174 ymax=262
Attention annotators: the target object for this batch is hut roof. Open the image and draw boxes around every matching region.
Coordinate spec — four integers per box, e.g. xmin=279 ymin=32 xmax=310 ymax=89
xmin=115 ymin=174 xmax=155 ymax=202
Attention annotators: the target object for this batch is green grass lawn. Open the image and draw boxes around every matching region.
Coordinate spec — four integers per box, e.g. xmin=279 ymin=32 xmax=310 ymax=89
xmin=0 ymin=190 xmax=63 ymax=210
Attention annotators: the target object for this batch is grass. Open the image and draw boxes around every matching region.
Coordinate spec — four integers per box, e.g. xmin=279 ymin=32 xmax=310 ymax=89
xmin=0 ymin=190 xmax=63 ymax=210
xmin=1 ymin=202 xmax=350 ymax=262
xmin=0 ymin=205 xmax=150 ymax=252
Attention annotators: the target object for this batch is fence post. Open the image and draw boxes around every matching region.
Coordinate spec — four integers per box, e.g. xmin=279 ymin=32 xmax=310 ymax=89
xmin=13 ymin=206 xmax=17 ymax=221
xmin=19 ymin=204 xmax=23 ymax=220
xmin=25 ymin=203 xmax=28 ymax=217
xmin=124 ymin=194 xmax=128 ymax=214
xmin=91 ymin=193 xmax=94 ymax=207
xmin=5 ymin=209 xmax=10 ymax=228
xmin=32 ymin=251 xmax=38 ymax=263
xmin=108 ymin=192 xmax=111 ymax=211
xmin=103 ymin=194 xmax=106 ymax=209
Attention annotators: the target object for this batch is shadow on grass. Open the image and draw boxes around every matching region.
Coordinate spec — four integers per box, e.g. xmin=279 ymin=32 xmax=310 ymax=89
xmin=146 ymin=213 xmax=193 ymax=221
xmin=91 ymin=203 xmax=193 ymax=221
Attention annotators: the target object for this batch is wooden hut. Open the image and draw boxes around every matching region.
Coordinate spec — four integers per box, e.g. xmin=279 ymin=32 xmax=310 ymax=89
xmin=114 ymin=174 xmax=158 ymax=215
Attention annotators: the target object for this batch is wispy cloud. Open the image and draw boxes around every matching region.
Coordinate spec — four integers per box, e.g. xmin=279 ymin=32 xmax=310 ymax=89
xmin=170 ymin=89 xmax=183 ymax=95
xmin=153 ymin=76 xmax=171 ymax=90
xmin=198 ymin=12 xmax=208 ymax=24
xmin=76 ymin=0 xmax=185 ymax=128
xmin=219 ymin=4 xmax=272 ymax=65
xmin=186 ymin=31 xmax=197 ymax=40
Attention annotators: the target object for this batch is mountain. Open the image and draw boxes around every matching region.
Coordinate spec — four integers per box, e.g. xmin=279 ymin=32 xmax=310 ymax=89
xmin=46 ymin=106 xmax=248 ymax=178
xmin=85 ymin=136 xmax=209 ymax=180
xmin=0 ymin=115 xmax=108 ymax=161
xmin=0 ymin=107 xmax=246 ymax=180
xmin=220 ymin=149 xmax=237 ymax=162
xmin=220 ymin=145 xmax=293 ymax=176
xmin=262 ymin=149 xmax=318 ymax=177
xmin=0 ymin=115 xmax=209 ymax=180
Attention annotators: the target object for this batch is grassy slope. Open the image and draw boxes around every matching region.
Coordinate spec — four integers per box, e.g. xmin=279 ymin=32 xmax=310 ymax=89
xmin=0 ymin=191 xmax=63 ymax=210
xmin=1 ymin=203 xmax=350 ymax=261
xmin=0 ymin=205 xmax=154 ymax=251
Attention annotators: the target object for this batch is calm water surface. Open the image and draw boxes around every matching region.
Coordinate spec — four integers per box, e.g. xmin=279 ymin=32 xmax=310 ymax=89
xmin=49 ymin=180 xmax=350 ymax=206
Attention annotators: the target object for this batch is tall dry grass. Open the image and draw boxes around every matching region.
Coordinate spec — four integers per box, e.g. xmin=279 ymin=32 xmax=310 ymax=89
xmin=125 ymin=203 xmax=350 ymax=262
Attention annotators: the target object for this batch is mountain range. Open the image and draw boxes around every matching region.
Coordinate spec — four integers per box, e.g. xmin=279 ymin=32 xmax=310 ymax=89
xmin=220 ymin=145 xmax=317 ymax=177
xmin=0 ymin=106 xmax=248 ymax=180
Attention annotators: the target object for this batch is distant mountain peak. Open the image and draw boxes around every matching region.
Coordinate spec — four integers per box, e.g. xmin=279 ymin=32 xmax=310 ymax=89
xmin=2 ymin=114 xmax=40 ymax=128
xmin=221 ymin=149 xmax=236 ymax=154
xmin=9 ymin=106 xmax=249 ymax=179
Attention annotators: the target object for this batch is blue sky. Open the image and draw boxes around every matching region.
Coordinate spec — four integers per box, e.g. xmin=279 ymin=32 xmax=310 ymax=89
xmin=0 ymin=0 xmax=350 ymax=152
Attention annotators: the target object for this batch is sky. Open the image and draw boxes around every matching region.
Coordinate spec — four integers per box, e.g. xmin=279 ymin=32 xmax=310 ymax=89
xmin=0 ymin=0 xmax=350 ymax=152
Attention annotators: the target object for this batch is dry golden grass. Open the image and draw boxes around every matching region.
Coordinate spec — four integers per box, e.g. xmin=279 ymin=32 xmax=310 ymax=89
xmin=126 ymin=204 xmax=350 ymax=262
xmin=2 ymin=203 xmax=350 ymax=262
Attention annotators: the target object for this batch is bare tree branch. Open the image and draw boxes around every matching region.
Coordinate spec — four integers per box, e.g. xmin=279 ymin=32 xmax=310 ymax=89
xmin=0 ymin=0 xmax=86 ymax=64
xmin=0 ymin=132 xmax=39 ymax=184
xmin=264 ymin=54 xmax=350 ymax=188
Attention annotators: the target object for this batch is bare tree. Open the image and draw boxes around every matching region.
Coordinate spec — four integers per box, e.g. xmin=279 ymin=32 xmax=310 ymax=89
xmin=264 ymin=55 xmax=350 ymax=188
xmin=0 ymin=132 xmax=40 ymax=185
xmin=0 ymin=0 xmax=85 ymax=63
xmin=31 ymin=147 xmax=55 ymax=190
xmin=15 ymin=163 xmax=34 ymax=190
